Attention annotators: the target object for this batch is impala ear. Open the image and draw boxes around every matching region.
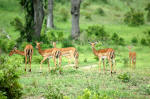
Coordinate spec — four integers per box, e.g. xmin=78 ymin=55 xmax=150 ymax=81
xmin=88 ymin=40 xmax=91 ymax=44
xmin=14 ymin=47 xmax=17 ymax=50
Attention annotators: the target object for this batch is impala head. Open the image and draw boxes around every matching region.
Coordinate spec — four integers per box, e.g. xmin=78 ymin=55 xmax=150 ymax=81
xmin=9 ymin=47 xmax=17 ymax=56
xmin=88 ymin=40 xmax=98 ymax=48
xmin=35 ymin=42 xmax=42 ymax=49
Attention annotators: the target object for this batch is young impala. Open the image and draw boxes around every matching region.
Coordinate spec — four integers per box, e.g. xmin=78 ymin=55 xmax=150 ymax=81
xmin=36 ymin=42 xmax=62 ymax=72
xmin=127 ymin=46 xmax=136 ymax=67
xmin=52 ymin=42 xmax=79 ymax=69
xmin=89 ymin=41 xmax=115 ymax=74
xmin=9 ymin=44 xmax=33 ymax=72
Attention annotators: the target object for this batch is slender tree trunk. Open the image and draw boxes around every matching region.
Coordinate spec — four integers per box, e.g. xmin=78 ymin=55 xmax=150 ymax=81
xmin=47 ymin=0 xmax=54 ymax=28
xmin=71 ymin=0 xmax=81 ymax=39
xmin=33 ymin=0 xmax=44 ymax=39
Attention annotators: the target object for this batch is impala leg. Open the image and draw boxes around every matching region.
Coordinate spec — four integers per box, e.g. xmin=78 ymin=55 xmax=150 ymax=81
xmin=113 ymin=58 xmax=116 ymax=72
xmin=40 ymin=56 xmax=48 ymax=72
xmin=25 ymin=56 xmax=27 ymax=72
xmin=53 ymin=56 xmax=57 ymax=70
xmin=108 ymin=57 xmax=112 ymax=74
xmin=103 ymin=58 xmax=105 ymax=73
xmin=99 ymin=57 xmax=101 ymax=72
xmin=48 ymin=58 xmax=50 ymax=72
xmin=29 ymin=55 xmax=32 ymax=72
xmin=59 ymin=56 xmax=62 ymax=74
xmin=75 ymin=58 xmax=79 ymax=69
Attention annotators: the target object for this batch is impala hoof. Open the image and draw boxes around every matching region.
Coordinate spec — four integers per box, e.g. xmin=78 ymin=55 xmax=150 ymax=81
xmin=29 ymin=69 xmax=31 ymax=72
xmin=25 ymin=69 xmax=26 ymax=72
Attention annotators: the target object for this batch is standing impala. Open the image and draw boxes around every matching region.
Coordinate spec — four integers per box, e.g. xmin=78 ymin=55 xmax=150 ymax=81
xmin=53 ymin=42 xmax=79 ymax=69
xmin=36 ymin=42 xmax=62 ymax=72
xmin=127 ymin=46 xmax=136 ymax=66
xmin=9 ymin=44 xmax=33 ymax=72
xmin=89 ymin=41 xmax=115 ymax=74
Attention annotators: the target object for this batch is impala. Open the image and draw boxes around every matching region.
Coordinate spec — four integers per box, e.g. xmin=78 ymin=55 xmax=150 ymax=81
xmin=127 ymin=46 xmax=136 ymax=66
xmin=36 ymin=42 xmax=62 ymax=72
xmin=89 ymin=41 xmax=115 ymax=74
xmin=53 ymin=42 xmax=79 ymax=69
xmin=9 ymin=44 xmax=33 ymax=72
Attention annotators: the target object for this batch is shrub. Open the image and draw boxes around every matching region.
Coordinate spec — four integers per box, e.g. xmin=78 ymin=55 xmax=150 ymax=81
xmin=86 ymin=25 xmax=109 ymax=41
xmin=96 ymin=7 xmax=105 ymax=16
xmin=124 ymin=8 xmax=145 ymax=26
xmin=131 ymin=37 xmax=138 ymax=44
xmin=84 ymin=12 xmax=92 ymax=20
xmin=82 ymin=1 xmax=90 ymax=8
xmin=0 ymin=56 xmax=23 ymax=99
xmin=145 ymin=3 xmax=150 ymax=22
xmin=61 ymin=39 xmax=74 ymax=48
xmin=118 ymin=72 xmax=130 ymax=83
xmin=141 ymin=38 xmax=147 ymax=45
xmin=111 ymin=33 xmax=125 ymax=45
xmin=46 ymin=29 xmax=64 ymax=42
xmin=59 ymin=7 xmax=69 ymax=22
xmin=44 ymin=84 xmax=64 ymax=99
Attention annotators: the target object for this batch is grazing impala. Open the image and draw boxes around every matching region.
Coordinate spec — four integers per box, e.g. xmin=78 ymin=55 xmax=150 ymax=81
xmin=36 ymin=42 xmax=62 ymax=72
xmin=127 ymin=46 xmax=136 ymax=66
xmin=9 ymin=44 xmax=33 ymax=72
xmin=53 ymin=42 xmax=79 ymax=69
xmin=89 ymin=41 xmax=115 ymax=74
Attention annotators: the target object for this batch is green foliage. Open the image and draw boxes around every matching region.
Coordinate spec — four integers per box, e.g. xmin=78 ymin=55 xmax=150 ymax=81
xmin=59 ymin=7 xmax=69 ymax=22
xmin=46 ymin=29 xmax=64 ymax=41
xmin=61 ymin=39 xmax=74 ymax=48
xmin=111 ymin=33 xmax=125 ymax=45
xmin=118 ymin=72 xmax=130 ymax=83
xmin=139 ymin=85 xmax=150 ymax=95
xmin=0 ymin=56 xmax=23 ymax=99
xmin=77 ymin=88 xmax=111 ymax=99
xmin=145 ymin=3 xmax=150 ymax=22
xmin=131 ymin=37 xmax=138 ymax=45
xmin=0 ymin=39 xmax=16 ymax=53
xmin=86 ymin=25 xmax=109 ymax=41
xmin=44 ymin=84 xmax=64 ymax=99
xmin=84 ymin=58 xmax=87 ymax=63
xmin=96 ymin=7 xmax=105 ymax=16
xmin=82 ymin=1 xmax=90 ymax=8
xmin=124 ymin=8 xmax=145 ymax=26
xmin=141 ymin=38 xmax=147 ymax=45
xmin=84 ymin=12 xmax=92 ymax=20
xmin=0 ymin=91 xmax=7 ymax=99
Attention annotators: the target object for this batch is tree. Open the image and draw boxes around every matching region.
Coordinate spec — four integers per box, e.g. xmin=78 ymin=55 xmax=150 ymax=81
xmin=71 ymin=0 xmax=81 ymax=39
xmin=33 ymin=0 xmax=44 ymax=39
xmin=47 ymin=0 xmax=54 ymax=28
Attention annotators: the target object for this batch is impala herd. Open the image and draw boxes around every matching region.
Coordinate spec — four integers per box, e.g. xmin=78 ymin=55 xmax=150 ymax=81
xmin=9 ymin=41 xmax=136 ymax=74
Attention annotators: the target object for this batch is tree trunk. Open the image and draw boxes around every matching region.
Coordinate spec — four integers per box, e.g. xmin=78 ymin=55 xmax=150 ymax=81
xmin=71 ymin=0 xmax=81 ymax=39
xmin=47 ymin=0 xmax=54 ymax=28
xmin=33 ymin=0 xmax=44 ymax=39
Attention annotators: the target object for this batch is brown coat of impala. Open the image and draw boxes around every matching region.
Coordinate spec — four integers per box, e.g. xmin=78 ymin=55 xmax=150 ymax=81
xmin=128 ymin=46 xmax=136 ymax=66
xmin=53 ymin=42 xmax=79 ymax=69
xmin=89 ymin=42 xmax=115 ymax=74
xmin=36 ymin=42 xmax=62 ymax=72
xmin=9 ymin=44 xmax=33 ymax=72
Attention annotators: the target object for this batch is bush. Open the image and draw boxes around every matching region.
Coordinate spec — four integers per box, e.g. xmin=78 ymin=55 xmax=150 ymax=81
xmin=44 ymin=84 xmax=64 ymax=99
xmin=59 ymin=7 xmax=69 ymax=22
xmin=124 ymin=8 xmax=145 ymax=26
xmin=141 ymin=38 xmax=147 ymax=45
xmin=131 ymin=37 xmax=138 ymax=44
xmin=111 ymin=33 xmax=125 ymax=45
xmin=46 ymin=29 xmax=64 ymax=42
xmin=86 ymin=25 xmax=109 ymax=41
xmin=84 ymin=12 xmax=92 ymax=20
xmin=82 ymin=1 xmax=90 ymax=8
xmin=118 ymin=72 xmax=130 ymax=83
xmin=96 ymin=7 xmax=105 ymax=16
xmin=145 ymin=3 xmax=150 ymax=22
xmin=0 ymin=56 xmax=23 ymax=99
xmin=61 ymin=39 xmax=74 ymax=48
